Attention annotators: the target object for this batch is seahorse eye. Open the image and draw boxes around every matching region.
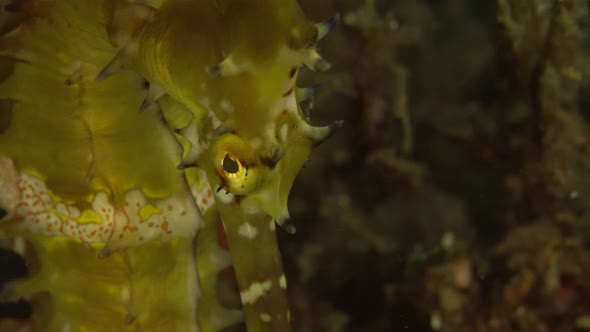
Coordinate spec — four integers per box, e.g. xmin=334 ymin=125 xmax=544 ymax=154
xmin=218 ymin=152 xmax=262 ymax=195
xmin=222 ymin=154 xmax=240 ymax=174
xmin=212 ymin=135 xmax=265 ymax=196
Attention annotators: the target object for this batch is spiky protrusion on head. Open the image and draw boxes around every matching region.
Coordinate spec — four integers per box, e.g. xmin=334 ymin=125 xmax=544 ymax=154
xmin=206 ymin=56 xmax=245 ymax=78
xmin=303 ymin=48 xmax=332 ymax=72
xmin=316 ymin=14 xmax=341 ymax=41
xmin=93 ymin=2 xmax=342 ymax=330
xmin=186 ymin=7 xmax=343 ymax=233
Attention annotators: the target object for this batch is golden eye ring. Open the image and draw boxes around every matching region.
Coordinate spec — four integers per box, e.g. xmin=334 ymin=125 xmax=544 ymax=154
xmin=211 ymin=134 xmax=266 ymax=196
xmin=216 ymin=151 xmax=262 ymax=195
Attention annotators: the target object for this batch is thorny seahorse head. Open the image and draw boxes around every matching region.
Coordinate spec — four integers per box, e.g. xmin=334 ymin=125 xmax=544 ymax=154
xmin=0 ymin=0 xmax=340 ymax=331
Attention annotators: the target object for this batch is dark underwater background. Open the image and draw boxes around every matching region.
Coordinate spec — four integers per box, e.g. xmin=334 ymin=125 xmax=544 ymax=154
xmin=285 ymin=0 xmax=590 ymax=331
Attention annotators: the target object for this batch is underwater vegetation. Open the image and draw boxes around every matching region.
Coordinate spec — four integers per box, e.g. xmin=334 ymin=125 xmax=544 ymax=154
xmin=2 ymin=0 xmax=590 ymax=331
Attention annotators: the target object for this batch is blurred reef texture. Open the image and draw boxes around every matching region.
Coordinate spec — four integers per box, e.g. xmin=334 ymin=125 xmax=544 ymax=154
xmin=2 ymin=0 xmax=590 ymax=331
xmin=285 ymin=0 xmax=590 ymax=331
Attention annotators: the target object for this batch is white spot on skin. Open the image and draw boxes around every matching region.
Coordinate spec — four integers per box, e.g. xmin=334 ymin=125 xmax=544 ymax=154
xmin=279 ymin=274 xmax=287 ymax=289
xmin=280 ymin=123 xmax=289 ymax=143
xmin=260 ymin=313 xmax=272 ymax=323
xmin=238 ymin=222 xmax=258 ymax=240
xmin=240 ymin=279 xmax=272 ymax=305
xmin=269 ymin=219 xmax=276 ymax=232
xmin=215 ymin=190 xmax=235 ymax=205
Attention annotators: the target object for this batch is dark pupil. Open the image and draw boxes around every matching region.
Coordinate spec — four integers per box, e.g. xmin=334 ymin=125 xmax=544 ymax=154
xmin=223 ymin=154 xmax=240 ymax=174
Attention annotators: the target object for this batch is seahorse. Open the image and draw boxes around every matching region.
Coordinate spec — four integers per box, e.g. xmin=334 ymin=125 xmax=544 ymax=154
xmin=0 ymin=0 xmax=340 ymax=331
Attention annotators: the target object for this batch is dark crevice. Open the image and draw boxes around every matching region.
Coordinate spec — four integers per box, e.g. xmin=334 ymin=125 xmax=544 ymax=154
xmin=0 ymin=300 xmax=31 ymax=320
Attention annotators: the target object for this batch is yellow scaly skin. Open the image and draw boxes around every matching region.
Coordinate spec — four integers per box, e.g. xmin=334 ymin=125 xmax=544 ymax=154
xmin=0 ymin=0 xmax=339 ymax=331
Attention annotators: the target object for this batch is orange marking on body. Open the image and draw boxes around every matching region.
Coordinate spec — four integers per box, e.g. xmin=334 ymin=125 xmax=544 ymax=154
xmin=119 ymin=234 xmax=123 ymax=239
xmin=121 ymin=208 xmax=131 ymax=230
xmin=90 ymin=230 xmax=97 ymax=236
xmin=148 ymin=222 xmax=154 ymax=227
xmin=139 ymin=237 xmax=143 ymax=241
xmin=201 ymin=198 xmax=208 ymax=205
xmin=282 ymin=87 xmax=293 ymax=97
xmin=180 ymin=210 xmax=187 ymax=216
xmin=32 ymin=194 xmax=45 ymax=206
xmin=167 ymin=205 xmax=173 ymax=211
xmin=161 ymin=221 xmax=169 ymax=231
xmin=207 ymin=189 xmax=212 ymax=197
xmin=126 ymin=226 xmax=138 ymax=232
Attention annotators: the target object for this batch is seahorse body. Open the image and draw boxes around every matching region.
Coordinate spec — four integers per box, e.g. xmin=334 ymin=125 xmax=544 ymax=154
xmin=0 ymin=0 xmax=338 ymax=331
